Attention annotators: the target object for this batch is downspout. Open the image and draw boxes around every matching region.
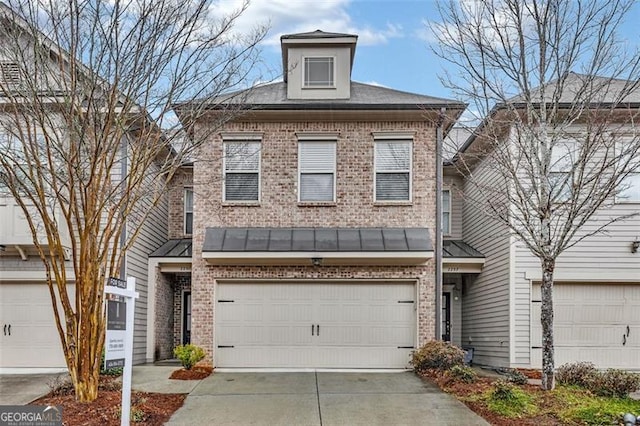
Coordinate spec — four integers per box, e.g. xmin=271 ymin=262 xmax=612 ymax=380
xmin=435 ymin=108 xmax=445 ymax=341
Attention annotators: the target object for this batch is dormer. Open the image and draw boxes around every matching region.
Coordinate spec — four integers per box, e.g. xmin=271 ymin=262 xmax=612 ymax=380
xmin=280 ymin=30 xmax=357 ymax=100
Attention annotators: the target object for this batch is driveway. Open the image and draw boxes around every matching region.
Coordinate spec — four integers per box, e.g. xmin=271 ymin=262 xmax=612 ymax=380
xmin=167 ymin=372 xmax=489 ymax=425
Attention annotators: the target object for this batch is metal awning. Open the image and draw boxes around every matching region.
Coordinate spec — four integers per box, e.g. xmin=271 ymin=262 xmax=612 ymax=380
xmin=443 ymin=240 xmax=485 ymax=273
xmin=202 ymin=227 xmax=433 ymax=266
xmin=150 ymin=239 xmax=193 ymax=257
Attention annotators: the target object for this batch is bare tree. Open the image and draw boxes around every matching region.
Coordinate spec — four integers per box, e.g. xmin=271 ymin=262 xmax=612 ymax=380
xmin=432 ymin=0 xmax=640 ymax=390
xmin=0 ymin=0 xmax=266 ymax=401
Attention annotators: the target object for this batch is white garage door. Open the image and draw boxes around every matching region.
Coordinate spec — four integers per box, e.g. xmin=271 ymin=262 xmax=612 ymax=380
xmin=531 ymin=283 xmax=640 ymax=369
xmin=215 ymin=282 xmax=416 ymax=369
xmin=0 ymin=283 xmax=72 ymax=368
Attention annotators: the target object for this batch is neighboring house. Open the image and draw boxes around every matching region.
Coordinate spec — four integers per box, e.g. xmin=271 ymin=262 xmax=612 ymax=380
xmin=449 ymin=74 xmax=640 ymax=370
xmin=146 ymin=30 xmax=472 ymax=368
xmin=0 ymin=5 xmax=166 ymax=370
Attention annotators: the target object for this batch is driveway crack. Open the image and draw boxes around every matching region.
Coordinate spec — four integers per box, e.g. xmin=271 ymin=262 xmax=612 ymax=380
xmin=315 ymin=371 xmax=323 ymax=426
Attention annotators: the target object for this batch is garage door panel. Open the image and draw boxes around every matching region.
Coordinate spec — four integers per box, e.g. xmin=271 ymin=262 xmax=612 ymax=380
xmin=215 ymin=282 xmax=416 ymax=369
xmin=531 ymin=283 xmax=639 ymax=369
xmin=0 ymin=283 xmax=74 ymax=368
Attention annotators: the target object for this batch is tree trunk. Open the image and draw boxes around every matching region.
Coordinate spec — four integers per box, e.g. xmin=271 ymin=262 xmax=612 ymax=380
xmin=540 ymin=257 xmax=555 ymax=390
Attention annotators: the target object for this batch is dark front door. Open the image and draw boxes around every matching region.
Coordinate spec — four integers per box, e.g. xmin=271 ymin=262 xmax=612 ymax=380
xmin=182 ymin=291 xmax=191 ymax=345
xmin=442 ymin=292 xmax=451 ymax=342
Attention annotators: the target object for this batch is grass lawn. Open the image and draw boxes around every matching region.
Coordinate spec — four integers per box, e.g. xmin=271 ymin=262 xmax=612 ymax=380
xmin=421 ymin=369 xmax=640 ymax=425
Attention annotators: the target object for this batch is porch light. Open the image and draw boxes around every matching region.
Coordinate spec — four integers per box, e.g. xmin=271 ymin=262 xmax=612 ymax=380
xmin=632 ymin=240 xmax=639 ymax=254
xmin=311 ymin=257 xmax=322 ymax=266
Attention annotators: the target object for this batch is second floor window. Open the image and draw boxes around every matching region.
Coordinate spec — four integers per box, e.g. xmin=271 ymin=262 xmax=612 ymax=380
xmin=224 ymin=141 xmax=260 ymax=201
xmin=184 ymin=188 xmax=193 ymax=235
xmin=549 ymin=140 xmax=575 ymax=202
xmin=304 ymin=57 xmax=334 ymax=87
xmin=442 ymin=189 xmax=451 ymax=235
xmin=298 ymin=141 xmax=336 ymax=202
xmin=0 ymin=62 xmax=20 ymax=88
xmin=375 ymin=140 xmax=412 ymax=201
xmin=618 ymin=173 xmax=640 ymax=202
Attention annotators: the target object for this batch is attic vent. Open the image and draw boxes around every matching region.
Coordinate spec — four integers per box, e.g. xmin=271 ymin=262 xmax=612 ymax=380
xmin=0 ymin=62 xmax=21 ymax=87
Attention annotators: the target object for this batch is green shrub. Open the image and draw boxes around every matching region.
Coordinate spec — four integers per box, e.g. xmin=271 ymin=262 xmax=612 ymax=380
xmin=588 ymin=369 xmax=640 ymax=398
xmin=487 ymin=380 xmax=538 ymax=418
xmin=556 ymin=361 xmax=598 ymax=388
xmin=174 ymin=344 xmax=205 ymax=370
xmin=448 ymin=365 xmax=478 ymax=383
xmin=410 ymin=340 xmax=465 ymax=372
xmin=504 ymin=369 xmax=528 ymax=385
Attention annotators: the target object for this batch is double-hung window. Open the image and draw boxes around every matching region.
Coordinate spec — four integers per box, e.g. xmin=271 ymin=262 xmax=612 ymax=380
xmin=298 ymin=140 xmax=336 ymax=202
xmin=303 ymin=57 xmax=334 ymax=88
xmin=374 ymin=139 xmax=412 ymax=201
xmin=549 ymin=140 xmax=575 ymax=202
xmin=442 ymin=189 xmax=451 ymax=235
xmin=616 ymin=141 xmax=640 ymax=203
xmin=223 ymin=141 xmax=260 ymax=202
xmin=184 ymin=188 xmax=193 ymax=235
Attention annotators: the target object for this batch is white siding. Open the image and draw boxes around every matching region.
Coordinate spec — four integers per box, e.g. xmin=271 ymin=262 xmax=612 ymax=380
xmin=125 ymin=182 xmax=168 ymax=365
xmin=461 ymin=157 xmax=512 ymax=367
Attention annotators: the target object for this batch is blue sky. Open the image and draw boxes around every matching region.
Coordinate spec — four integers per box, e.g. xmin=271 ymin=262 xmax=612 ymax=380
xmin=216 ymin=0 xmax=640 ymax=101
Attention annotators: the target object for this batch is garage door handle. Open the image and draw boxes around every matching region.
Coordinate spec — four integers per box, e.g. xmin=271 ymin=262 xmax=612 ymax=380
xmin=3 ymin=324 xmax=5 ymax=336
xmin=623 ymin=334 xmax=626 ymax=346
xmin=7 ymin=325 xmax=10 ymax=336
xmin=311 ymin=324 xmax=314 ymax=336
xmin=317 ymin=325 xmax=320 ymax=336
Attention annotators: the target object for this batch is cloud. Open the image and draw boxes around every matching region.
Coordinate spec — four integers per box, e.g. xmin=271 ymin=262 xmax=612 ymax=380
xmin=209 ymin=0 xmax=403 ymax=47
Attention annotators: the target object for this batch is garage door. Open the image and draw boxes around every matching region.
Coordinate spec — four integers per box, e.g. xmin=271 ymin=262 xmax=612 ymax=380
xmin=215 ymin=282 xmax=416 ymax=368
xmin=531 ymin=283 xmax=640 ymax=369
xmin=0 ymin=283 xmax=72 ymax=368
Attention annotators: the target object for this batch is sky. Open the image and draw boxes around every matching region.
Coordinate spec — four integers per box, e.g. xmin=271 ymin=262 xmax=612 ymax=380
xmin=216 ymin=0 xmax=640 ymax=102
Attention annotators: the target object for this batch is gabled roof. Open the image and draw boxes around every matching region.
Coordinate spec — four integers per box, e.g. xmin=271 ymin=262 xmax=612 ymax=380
xmin=455 ymin=72 xmax=640 ymax=159
xmin=280 ymin=29 xmax=357 ymax=40
xmin=180 ymin=81 xmax=464 ymax=111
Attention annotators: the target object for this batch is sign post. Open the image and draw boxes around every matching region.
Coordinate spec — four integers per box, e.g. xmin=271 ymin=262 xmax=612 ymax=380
xmin=105 ymin=277 xmax=138 ymax=426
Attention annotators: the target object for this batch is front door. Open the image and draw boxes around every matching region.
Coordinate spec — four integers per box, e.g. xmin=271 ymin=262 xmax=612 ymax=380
xmin=182 ymin=291 xmax=191 ymax=345
xmin=442 ymin=292 xmax=451 ymax=342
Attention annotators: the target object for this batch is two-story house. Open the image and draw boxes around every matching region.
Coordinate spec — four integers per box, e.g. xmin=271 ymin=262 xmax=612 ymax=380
xmin=448 ymin=74 xmax=640 ymax=371
xmin=145 ymin=30 xmax=471 ymax=369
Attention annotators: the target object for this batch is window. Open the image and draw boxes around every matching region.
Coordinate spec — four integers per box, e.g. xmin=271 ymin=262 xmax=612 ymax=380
xmin=184 ymin=188 xmax=193 ymax=235
xmin=616 ymin=142 xmax=640 ymax=203
xmin=223 ymin=141 xmax=260 ymax=201
xmin=298 ymin=141 xmax=336 ymax=202
xmin=442 ymin=189 xmax=451 ymax=235
xmin=375 ymin=140 xmax=412 ymax=201
xmin=549 ymin=141 xmax=575 ymax=202
xmin=0 ymin=62 xmax=20 ymax=87
xmin=304 ymin=57 xmax=334 ymax=87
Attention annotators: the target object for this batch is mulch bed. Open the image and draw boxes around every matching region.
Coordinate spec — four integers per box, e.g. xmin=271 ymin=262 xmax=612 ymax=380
xmin=169 ymin=366 xmax=213 ymax=380
xmin=419 ymin=369 xmax=563 ymax=426
xmin=31 ymin=375 xmax=186 ymax=426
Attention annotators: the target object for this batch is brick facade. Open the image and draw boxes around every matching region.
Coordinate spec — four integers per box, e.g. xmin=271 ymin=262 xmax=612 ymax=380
xmin=153 ymin=267 xmax=174 ymax=360
xmin=190 ymin=120 xmax=438 ymax=364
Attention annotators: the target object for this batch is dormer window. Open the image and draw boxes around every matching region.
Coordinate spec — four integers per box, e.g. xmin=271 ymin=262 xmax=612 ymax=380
xmin=304 ymin=57 xmax=334 ymax=87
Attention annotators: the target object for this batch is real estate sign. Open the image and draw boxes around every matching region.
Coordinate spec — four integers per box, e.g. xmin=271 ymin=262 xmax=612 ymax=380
xmin=105 ymin=277 xmax=127 ymax=369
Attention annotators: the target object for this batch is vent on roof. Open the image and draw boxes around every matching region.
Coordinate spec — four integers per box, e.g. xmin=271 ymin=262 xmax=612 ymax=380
xmin=0 ymin=62 xmax=21 ymax=87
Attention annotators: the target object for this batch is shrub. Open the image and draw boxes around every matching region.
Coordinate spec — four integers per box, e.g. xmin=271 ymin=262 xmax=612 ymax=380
xmin=486 ymin=380 xmax=538 ymax=418
xmin=410 ymin=340 xmax=465 ymax=372
xmin=448 ymin=365 xmax=478 ymax=383
xmin=588 ymin=369 xmax=640 ymax=398
xmin=504 ymin=369 xmax=528 ymax=385
xmin=174 ymin=344 xmax=205 ymax=370
xmin=556 ymin=362 xmax=598 ymax=388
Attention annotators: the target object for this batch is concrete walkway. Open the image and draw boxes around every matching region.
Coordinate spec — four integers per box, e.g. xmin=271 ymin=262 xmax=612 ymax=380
xmin=164 ymin=372 xmax=489 ymax=426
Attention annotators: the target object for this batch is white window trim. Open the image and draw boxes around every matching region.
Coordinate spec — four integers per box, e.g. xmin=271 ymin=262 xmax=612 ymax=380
xmin=183 ymin=187 xmax=193 ymax=235
xmin=373 ymin=139 xmax=413 ymax=202
xmin=302 ymin=56 xmax=336 ymax=89
xmin=442 ymin=188 xmax=451 ymax=236
xmin=297 ymin=139 xmax=337 ymax=203
xmin=615 ymin=140 xmax=640 ymax=203
xmin=222 ymin=140 xmax=261 ymax=203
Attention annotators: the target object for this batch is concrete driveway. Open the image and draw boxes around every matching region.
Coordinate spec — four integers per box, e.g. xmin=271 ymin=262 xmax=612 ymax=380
xmin=167 ymin=372 xmax=489 ymax=425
